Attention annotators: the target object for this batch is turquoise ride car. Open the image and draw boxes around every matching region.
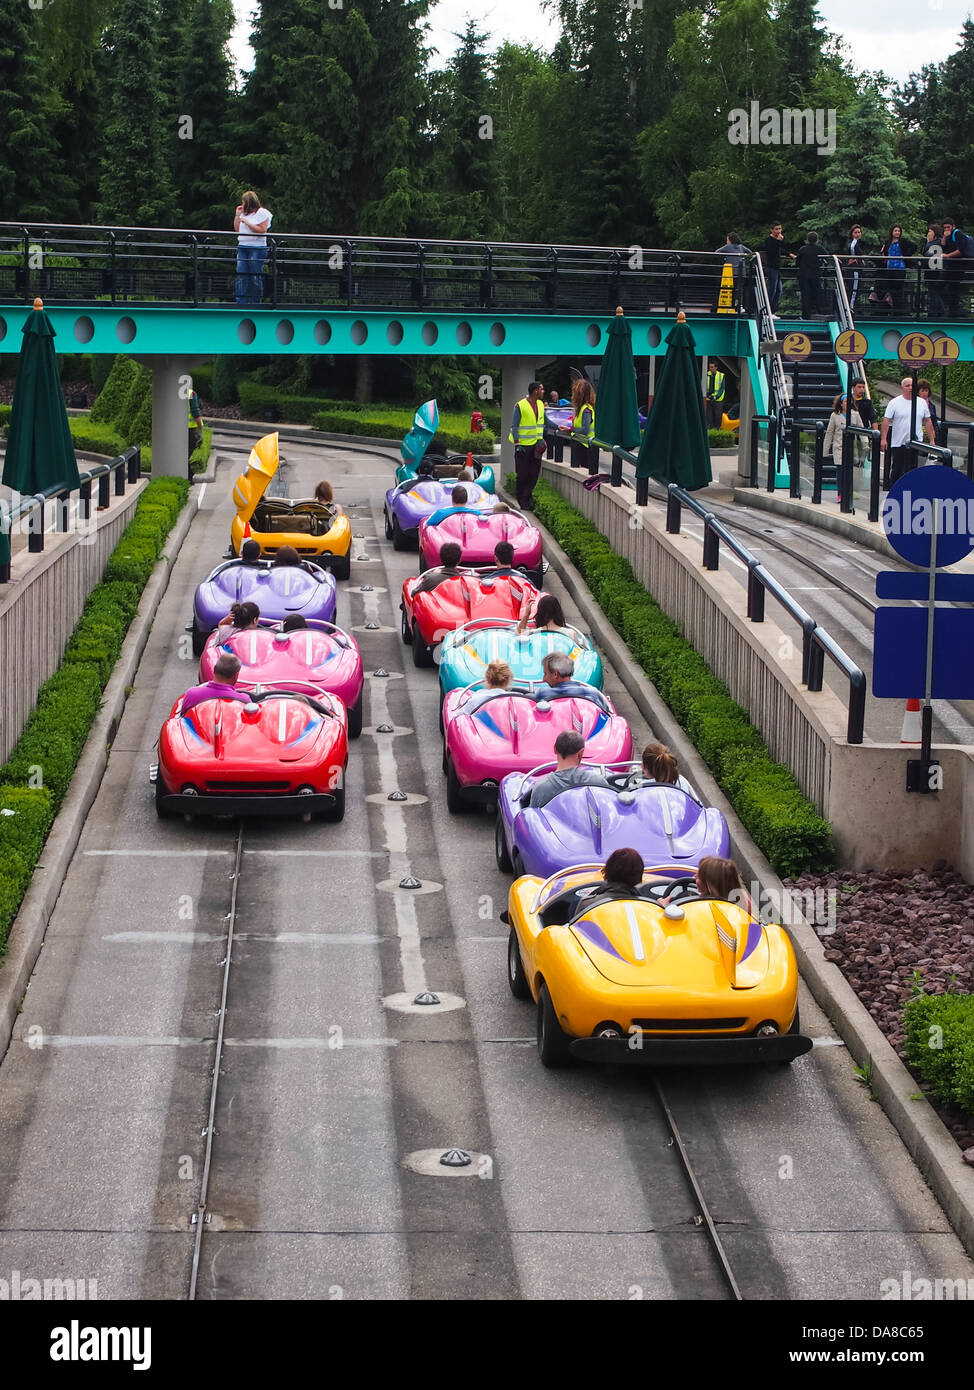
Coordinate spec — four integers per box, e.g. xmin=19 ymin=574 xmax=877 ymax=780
xmin=438 ymin=619 xmax=603 ymax=698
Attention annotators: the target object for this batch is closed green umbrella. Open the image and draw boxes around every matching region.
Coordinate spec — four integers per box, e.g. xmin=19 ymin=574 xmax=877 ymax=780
xmin=635 ymin=311 xmax=712 ymax=490
xmin=595 ymin=306 xmax=641 ymax=449
xmin=1 ymin=298 xmax=80 ymax=497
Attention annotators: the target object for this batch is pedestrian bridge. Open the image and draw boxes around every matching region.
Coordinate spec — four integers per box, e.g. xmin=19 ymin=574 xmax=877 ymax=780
xmin=2 ymin=222 xmax=972 ymax=474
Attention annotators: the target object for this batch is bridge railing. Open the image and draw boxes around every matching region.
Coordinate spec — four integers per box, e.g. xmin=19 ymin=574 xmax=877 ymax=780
xmin=0 ymin=222 xmax=753 ymax=315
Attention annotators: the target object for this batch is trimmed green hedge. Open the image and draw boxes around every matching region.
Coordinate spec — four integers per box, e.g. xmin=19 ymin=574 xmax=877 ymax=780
xmin=0 ymin=477 xmax=189 ymax=951
xmin=310 ymin=408 xmax=491 ymax=454
xmin=904 ymin=990 xmax=974 ymax=1115
xmin=516 ymin=476 xmax=834 ymax=875
xmin=708 ymin=429 xmax=737 ymax=447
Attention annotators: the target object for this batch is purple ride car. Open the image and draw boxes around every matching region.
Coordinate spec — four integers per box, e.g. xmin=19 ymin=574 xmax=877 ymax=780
xmin=384 ymin=476 xmax=494 ymax=551
xmin=494 ymin=760 xmax=730 ymax=878
xmin=191 ymin=558 xmax=337 ymax=655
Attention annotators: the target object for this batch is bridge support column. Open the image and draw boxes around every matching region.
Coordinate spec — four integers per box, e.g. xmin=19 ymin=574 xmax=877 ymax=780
xmin=132 ymin=356 xmax=204 ymax=479
xmin=501 ymin=357 xmax=537 ymax=476
xmin=737 ymin=362 xmax=755 ymax=481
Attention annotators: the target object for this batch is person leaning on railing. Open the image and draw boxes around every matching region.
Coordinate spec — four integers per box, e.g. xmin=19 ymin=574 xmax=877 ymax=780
xmin=570 ymin=378 xmax=596 ymax=441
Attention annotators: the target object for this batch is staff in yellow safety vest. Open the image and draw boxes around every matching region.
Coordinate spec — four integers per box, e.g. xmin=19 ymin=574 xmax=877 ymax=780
xmin=509 ymin=379 xmax=546 ymax=510
xmin=188 ymin=378 xmax=204 ymax=467
xmin=570 ymin=378 xmax=596 ymax=441
xmin=705 ymin=368 xmax=725 ymax=429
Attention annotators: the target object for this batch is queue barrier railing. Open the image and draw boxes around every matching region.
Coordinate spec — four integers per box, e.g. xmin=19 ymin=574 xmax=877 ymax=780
xmin=0 ymin=446 xmax=141 ymax=582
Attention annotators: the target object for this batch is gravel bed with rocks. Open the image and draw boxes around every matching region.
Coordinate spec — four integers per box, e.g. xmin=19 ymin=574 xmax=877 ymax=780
xmin=789 ymin=865 xmax=974 ymax=1154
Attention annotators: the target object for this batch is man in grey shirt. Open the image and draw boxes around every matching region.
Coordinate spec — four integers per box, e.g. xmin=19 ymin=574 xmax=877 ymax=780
xmin=529 ymin=730 xmax=610 ymax=809
xmin=535 ymin=651 xmax=611 ymax=714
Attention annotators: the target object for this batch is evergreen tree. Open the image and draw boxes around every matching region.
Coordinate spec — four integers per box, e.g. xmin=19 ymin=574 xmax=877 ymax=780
xmin=796 ymin=83 xmax=924 ymax=247
xmin=173 ymin=0 xmax=237 ymax=228
xmin=773 ymin=0 xmax=827 ymax=104
xmin=0 ymin=2 xmax=74 ymax=221
xmin=896 ymin=20 xmax=974 ymax=228
xmin=241 ymin=0 xmax=432 ymax=236
xmin=426 ymin=20 xmax=497 ymax=238
xmin=490 ymin=43 xmax=575 ymax=242
xmin=97 ymin=0 xmax=177 ymax=224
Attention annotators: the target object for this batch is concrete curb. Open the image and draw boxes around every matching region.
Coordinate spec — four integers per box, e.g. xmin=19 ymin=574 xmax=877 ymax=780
xmin=0 ymin=494 xmax=198 ymax=1060
xmin=512 ymin=482 xmax=974 ymax=1257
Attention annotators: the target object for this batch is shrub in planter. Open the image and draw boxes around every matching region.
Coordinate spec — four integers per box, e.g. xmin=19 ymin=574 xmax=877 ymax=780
xmin=0 ymin=786 xmax=54 ymax=863
xmin=90 ymin=354 xmax=140 ymax=426
xmin=904 ymin=991 xmax=974 ymax=1114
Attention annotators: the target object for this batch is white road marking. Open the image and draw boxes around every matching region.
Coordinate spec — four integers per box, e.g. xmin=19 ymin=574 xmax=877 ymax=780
xmin=363 ymin=585 xmax=428 ymax=996
xmin=103 ymin=931 xmax=386 ymax=945
xmin=196 ymin=484 xmax=207 ymax=509
xmin=242 ymin=848 xmax=383 ymax=858
xmin=84 ymin=849 xmax=233 ymax=857
xmin=33 ymin=1034 xmax=398 ymax=1049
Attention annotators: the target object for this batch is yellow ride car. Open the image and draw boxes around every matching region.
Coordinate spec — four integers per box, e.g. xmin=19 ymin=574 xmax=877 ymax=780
xmin=230 ymin=432 xmax=352 ymax=577
xmin=506 ymin=864 xmax=810 ymax=1068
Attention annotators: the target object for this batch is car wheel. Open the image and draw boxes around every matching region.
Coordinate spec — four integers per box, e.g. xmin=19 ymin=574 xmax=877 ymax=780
xmin=508 ymin=927 xmax=531 ymax=1000
xmin=412 ymin=624 xmax=433 ymax=668
xmin=384 ymin=509 xmax=393 ymax=540
xmin=445 ymin=757 xmax=466 ymax=814
xmin=437 ymin=698 xmax=445 ymax=735
xmin=512 ymin=850 xmax=526 ymax=879
xmin=191 ymin=621 xmax=209 ymax=657
xmin=330 ymin=552 xmax=351 ymax=581
xmin=495 ymin=815 xmax=513 ymax=872
xmin=392 ymin=516 xmax=408 ymax=551
xmin=319 ymin=786 xmax=346 ymax=823
xmin=537 ymin=982 xmax=574 ymax=1068
xmin=154 ymin=775 xmax=176 ymax=819
xmin=400 ymin=604 xmax=412 ymax=644
xmin=347 ymin=688 xmax=363 ymax=739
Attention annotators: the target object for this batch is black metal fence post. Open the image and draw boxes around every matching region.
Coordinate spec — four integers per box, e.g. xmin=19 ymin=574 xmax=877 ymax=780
xmin=98 ymin=471 xmax=110 ymax=509
xmin=702 ymin=517 xmax=720 ymax=569
xmin=610 ymin=447 xmax=623 ymax=487
xmin=746 ymin=565 xmax=765 ymax=621
xmin=128 ymin=447 xmax=141 ymax=483
xmin=665 ymin=490 xmax=681 ymax=533
xmin=635 ymin=475 xmax=649 ymax=507
xmin=28 ymin=499 xmax=45 ymax=553
xmin=789 ymin=420 xmax=801 ymax=497
xmin=840 ymin=430 xmax=854 ymax=513
xmin=587 ymin=443 xmax=600 ymax=476
xmin=114 ymin=459 xmax=125 ymax=496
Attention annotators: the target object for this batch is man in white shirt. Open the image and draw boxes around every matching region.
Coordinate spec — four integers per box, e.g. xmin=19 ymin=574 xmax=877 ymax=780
xmin=880 ymin=378 xmax=935 ymax=486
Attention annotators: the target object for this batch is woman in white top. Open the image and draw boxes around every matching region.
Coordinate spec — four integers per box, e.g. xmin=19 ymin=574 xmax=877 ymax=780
xmin=823 ymin=393 xmax=865 ymax=473
xmin=234 ymin=191 xmax=272 ymax=305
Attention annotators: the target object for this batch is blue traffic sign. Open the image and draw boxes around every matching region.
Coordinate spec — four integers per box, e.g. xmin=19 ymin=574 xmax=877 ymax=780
xmin=882 ymin=466 xmax=974 ymax=568
xmin=874 ymin=609 xmax=974 ymax=697
xmin=875 ymin=465 xmax=974 ymax=704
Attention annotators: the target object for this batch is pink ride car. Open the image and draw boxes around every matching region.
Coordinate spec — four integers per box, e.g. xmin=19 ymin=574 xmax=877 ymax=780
xmin=199 ymin=619 xmax=365 ymax=737
xmin=441 ymin=682 xmax=632 ymax=813
xmin=419 ymin=510 xmax=543 ymax=587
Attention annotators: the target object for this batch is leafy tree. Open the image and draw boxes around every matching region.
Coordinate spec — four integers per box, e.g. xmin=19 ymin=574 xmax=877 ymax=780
xmin=97 ymin=0 xmax=177 ymax=224
xmin=0 ymin=3 xmax=74 ymax=221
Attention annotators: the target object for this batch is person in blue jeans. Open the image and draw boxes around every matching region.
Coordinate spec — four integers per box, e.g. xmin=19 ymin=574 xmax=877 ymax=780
xmin=234 ymin=191 xmax=272 ymax=305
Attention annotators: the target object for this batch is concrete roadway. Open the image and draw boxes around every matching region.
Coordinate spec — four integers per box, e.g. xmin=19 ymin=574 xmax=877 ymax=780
xmin=0 ymin=434 xmax=971 ymax=1300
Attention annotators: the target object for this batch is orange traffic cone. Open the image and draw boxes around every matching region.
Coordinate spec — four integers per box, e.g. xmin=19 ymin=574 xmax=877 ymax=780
xmin=900 ymin=698 xmax=922 ymax=745
xmin=466 ymin=451 xmax=474 ymax=470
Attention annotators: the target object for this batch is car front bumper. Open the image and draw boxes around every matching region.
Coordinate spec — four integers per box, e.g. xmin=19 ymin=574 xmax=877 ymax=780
xmin=157 ymin=790 xmax=337 ymax=817
xmin=568 ymin=1033 xmax=813 ymax=1066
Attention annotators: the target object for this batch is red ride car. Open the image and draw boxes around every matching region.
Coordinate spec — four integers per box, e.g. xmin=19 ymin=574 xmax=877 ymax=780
xmin=400 ymin=567 xmax=540 ymax=667
xmin=154 ymin=688 xmax=349 ymax=822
